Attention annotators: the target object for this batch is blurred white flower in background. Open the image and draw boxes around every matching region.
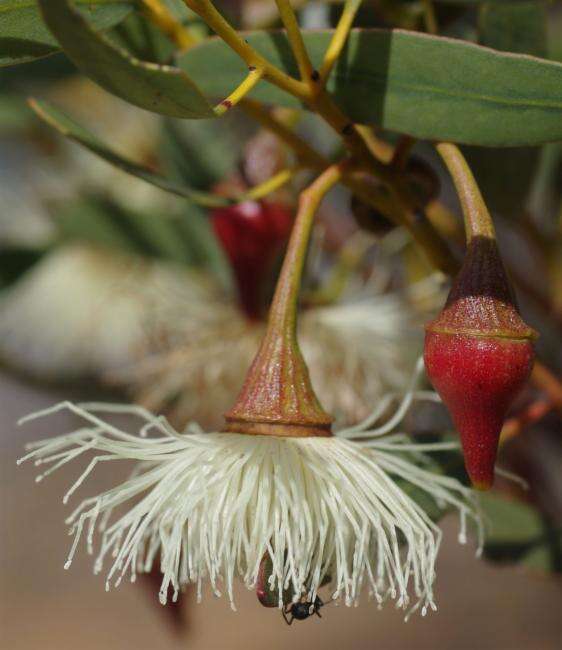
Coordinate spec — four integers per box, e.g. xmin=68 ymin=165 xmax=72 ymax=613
xmin=0 ymin=79 xmax=167 ymax=251
xmin=118 ymin=271 xmax=444 ymax=428
xmin=0 ymin=244 xmax=215 ymax=380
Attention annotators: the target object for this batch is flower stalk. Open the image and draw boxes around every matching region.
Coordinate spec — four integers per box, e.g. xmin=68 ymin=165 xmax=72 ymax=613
xmin=224 ymin=162 xmax=350 ymax=437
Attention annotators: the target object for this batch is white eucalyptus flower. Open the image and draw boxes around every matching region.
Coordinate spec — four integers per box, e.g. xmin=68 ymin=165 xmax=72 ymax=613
xmin=18 ymin=364 xmax=482 ymax=619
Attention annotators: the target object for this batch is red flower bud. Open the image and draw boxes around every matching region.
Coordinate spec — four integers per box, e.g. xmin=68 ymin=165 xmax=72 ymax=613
xmin=211 ymin=201 xmax=293 ymax=319
xmin=424 ymin=237 xmax=537 ymax=490
xmin=256 ymin=553 xmax=279 ymax=607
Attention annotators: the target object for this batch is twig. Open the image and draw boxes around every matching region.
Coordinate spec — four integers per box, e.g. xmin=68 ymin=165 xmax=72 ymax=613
xmin=182 ymin=0 xmax=310 ymax=100
xmin=213 ymin=67 xmax=265 ymax=116
xmin=531 ymin=363 xmax=562 ymax=412
xmin=274 ymin=0 xmax=316 ymax=85
xmin=421 ymin=0 xmax=438 ymax=35
xmin=318 ymin=0 xmax=362 ymax=87
xmin=500 ymin=398 xmax=556 ymax=444
xmin=141 ymin=0 xmax=198 ymax=51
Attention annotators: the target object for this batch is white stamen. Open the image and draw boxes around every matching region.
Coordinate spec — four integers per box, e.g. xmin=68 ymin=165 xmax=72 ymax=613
xmin=18 ymin=396 xmax=482 ymax=617
xmin=495 ymin=466 xmax=528 ymax=490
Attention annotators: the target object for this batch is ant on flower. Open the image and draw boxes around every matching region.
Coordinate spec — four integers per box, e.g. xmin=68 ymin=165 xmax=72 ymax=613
xmin=282 ymin=595 xmax=324 ymax=625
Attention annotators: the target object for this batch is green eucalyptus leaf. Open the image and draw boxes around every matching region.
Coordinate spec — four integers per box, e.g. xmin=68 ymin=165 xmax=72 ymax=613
xmin=0 ymin=94 xmax=33 ymax=132
xmin=462 ymin=1 xmax=547 ymax=216
xmin=55 ymin=195 xmax=232 ymax=285
xmin=521 ymin=530 xmax=562 ymax=573
xmin=37 ymin=0 xmax=213 ymax=118
xmin=179 ymin=29 xmax=562 ymax=146
xmin=160 ymin=116 xmax=244 ymax=191
xmin=0 ymin=0 xmax=133 ymax=67
xmin=109 ymin=12 xmax=176 ymax=64
xmin=396 ymin=479 xmax=445 ymax=522
xmin=29 ymin=99 xmax=226 ymax=207
xmin=159 ymin=0 xmax=192 ymax=22
xmin=173 ymin=203 xmax=233 ymax=289
xmin=479 ymin=493 xmax=562 ymax=573
xmin=31 ymin=100 xmax=232 ymax=285
xmin=92 ymin=199 xmax=196 ymax=263
xmin=55 ymin=195 xmax=192 ymax=263
xmin=479 ymin=493 xmax=543 ymax=545
xmin=58 ymin=196 xmax=193 ymax=265
xmin=55 ymin=198 xmax=139 ymax=252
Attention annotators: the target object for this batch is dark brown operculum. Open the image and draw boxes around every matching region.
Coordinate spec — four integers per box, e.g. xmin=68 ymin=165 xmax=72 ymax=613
xmin=424 ymin=236 xmax=537 ymax=490
xmin=428 ymin=237 xmax=535 ymax=340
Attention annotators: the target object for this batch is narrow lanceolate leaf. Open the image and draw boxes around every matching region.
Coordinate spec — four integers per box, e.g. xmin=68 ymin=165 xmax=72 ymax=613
xmin=479 ymin=493 xmax=543 ymax=546
xmin=109 ymin=12 xmax=176 ymax=64
xmin=29 ymin=100 xmax=227 ymax=207
xmin=179 ymin=29 xmax=562 ymax=146
xmin=37 ymin=0 xmax=213 ymax=118
xmin=462 ymin=1 xmax=547 ymax=215
xmin=0 ymin=0 xmax=133 ymax=67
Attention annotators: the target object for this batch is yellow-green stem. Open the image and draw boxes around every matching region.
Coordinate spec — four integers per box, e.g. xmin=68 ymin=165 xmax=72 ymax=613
xmin=271 ymin=161 xmax=350 ymax=333
xmin=318 ymin=0 xmax=362 ymax=86
xmin=180 ymin=3 xmax=457 ymax=272
xmin=274 ymin=0 xmax=316 ymax=84
xmin=241 ymin=166 xmax=300 ymax=201
xmin=213 ymin=68 xmax=264 ymax=116
xmin=436 ymin=142 xmax=496 ymax=242
xmin=182 ymin=0 xmax=310 ymax=100
xmin=141 ymin=0 xmax=198 ymax=50
xmin=245 ymin=100 xmax=458 ymax=273
xmin=421 ymin=0 xmax=438 ymax=35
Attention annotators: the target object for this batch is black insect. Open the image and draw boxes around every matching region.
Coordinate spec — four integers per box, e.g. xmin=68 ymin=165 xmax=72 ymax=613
xmin=282 ymin=596 xmax=324 ymax=625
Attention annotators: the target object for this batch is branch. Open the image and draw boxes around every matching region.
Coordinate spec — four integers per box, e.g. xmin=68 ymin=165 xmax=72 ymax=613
xmin=274 ymin=0 xmax=316 ymax=85
xmin=213 ymin=67 xmax=265 ymax=116
xmin=182 ymin=0 xmax=310 ymax=100
xmin=141 ymin=0 xmax=198 ymax=51
xmin=318 ymin=0 xmax=362 ymax=87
